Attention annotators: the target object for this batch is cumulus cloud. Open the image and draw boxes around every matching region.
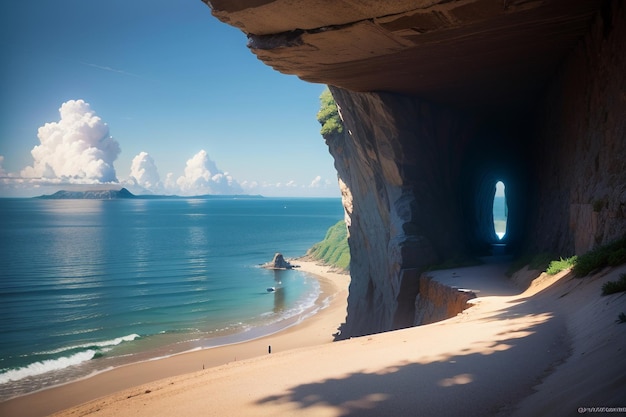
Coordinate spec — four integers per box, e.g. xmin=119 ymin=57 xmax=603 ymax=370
xmin=238 ymin=174 xmax=338 ymax=197
xmin=128 ymin=152 xmax=161 ymax=192
xmin=21 ymin=100 xmax=120 ymax=183
xmin=310 ymin=175 xmax=322 ymax=188
xmin=176 ymin=150 xmax=243 ymax=195
xmin=0 ymin=156 xmax=5 ymax=177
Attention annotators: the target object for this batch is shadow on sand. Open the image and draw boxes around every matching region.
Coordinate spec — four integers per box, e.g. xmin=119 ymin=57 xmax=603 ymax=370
xmin=255 ymin=288 xmax=570 ymax=417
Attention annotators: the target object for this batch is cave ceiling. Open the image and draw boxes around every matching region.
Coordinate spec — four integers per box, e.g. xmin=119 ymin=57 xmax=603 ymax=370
xmin=207 ymin=0 xmax=602 ymax=110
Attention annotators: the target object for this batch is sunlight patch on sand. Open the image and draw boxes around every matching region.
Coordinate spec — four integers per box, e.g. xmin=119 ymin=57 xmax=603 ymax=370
xmin=438 ymin=373 xmax=473 ymax=387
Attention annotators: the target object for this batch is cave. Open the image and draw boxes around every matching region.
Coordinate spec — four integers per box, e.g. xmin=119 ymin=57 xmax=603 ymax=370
xmin=207 ymin=0 xmax=626 ymax=337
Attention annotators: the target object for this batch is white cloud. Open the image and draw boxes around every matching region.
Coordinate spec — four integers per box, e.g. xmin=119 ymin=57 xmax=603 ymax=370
xmin=237 ymin=174 xmax=339 ymax=197
xmin=21 ymin=99 xmax=120 ymax=183
xmin=176 ymin=150 xmax=243 ymax=195
xmin=240 ymin=180 xmax=258 ymax=190
xmin=128 ymin=151 xmax=161 ymax=192
xmin=310 ymin=175 xmax=322 ymax=188
xmin=0 ymin=98 xmax=340 ymax=198
xmin=163 ymin=172 xmax=177 ymax=191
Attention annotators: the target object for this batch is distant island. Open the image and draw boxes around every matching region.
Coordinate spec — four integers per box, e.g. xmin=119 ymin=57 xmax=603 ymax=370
xmin=37 ymin=188 xmax=136 ymax=200
xmin=36 ymin=188 xmax=262 ymax=200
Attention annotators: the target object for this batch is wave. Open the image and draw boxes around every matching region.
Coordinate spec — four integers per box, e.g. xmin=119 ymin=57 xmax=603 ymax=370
xmin=0 ymin=334 xmax=140 ymax=385
xmin=0 ymin=350 xmax=97 ymax=384
xmin=38 ymin=334 xmax=141 ymax=355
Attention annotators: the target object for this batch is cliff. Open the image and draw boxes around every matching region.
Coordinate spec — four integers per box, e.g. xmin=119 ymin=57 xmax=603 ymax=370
xmin=206 ymin=0 xmax=626 ymax=337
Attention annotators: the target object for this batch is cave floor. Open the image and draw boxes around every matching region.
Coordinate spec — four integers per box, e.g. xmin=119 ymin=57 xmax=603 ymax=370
xmin=426 ymin=256 xmax=519 ymax=298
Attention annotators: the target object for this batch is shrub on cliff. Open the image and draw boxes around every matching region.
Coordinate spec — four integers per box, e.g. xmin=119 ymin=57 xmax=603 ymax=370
xmin=317 ymin=87 xmax=344 ymax=137
xmin=307 ymin=220 xmax=350 ymax=270
xmin=573 ymin=235 xmax=626 ymax=277
xmin=546 ymin=256 xmax=577 ymax=275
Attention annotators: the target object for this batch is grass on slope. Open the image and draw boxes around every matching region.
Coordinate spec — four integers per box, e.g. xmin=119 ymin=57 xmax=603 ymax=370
xmin=307 ymin=220 xmax=350 ymax=271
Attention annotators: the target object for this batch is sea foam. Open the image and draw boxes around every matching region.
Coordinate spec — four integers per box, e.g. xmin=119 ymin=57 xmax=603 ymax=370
xmin=38 ymin=334 xmax=141 ymax=355
xmin=0 ymin=350 xmax=97 ymax=384
xmin=0 ymin=334 xmax=140 ymax=384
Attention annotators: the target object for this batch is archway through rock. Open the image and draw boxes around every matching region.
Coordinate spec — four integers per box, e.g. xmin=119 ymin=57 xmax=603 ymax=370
xmin=493 ymin=181 xmax=508 ymax=241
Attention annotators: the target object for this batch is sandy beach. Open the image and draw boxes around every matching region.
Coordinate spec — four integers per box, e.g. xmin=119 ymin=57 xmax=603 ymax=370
xmin=2 ymin=260 xmax=625 ymax=417
xmin=0 ymin=260 xmax=351 ymax=417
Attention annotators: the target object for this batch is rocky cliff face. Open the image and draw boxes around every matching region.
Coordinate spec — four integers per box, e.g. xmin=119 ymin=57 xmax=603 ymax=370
xmin=206 ymin=0 xmax=625 ymax=337
xmin=526 ymin=4 xmax=626 ymax=255
xmin=324 ymin=90 xmax=475 ymax=335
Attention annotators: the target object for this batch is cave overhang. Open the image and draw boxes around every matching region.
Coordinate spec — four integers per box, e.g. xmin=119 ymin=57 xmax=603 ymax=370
xmin=206 ymin=0 xmax=602 ymax=110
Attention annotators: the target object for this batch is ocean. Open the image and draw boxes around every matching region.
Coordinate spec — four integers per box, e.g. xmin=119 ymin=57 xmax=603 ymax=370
xmin=493 ymin=196 xmax=508 ymax=239
xmin=0 ymin=197 xmax=344 ymax=401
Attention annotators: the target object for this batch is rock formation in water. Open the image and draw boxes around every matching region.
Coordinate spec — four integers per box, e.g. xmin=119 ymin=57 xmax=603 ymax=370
xmin=206 ymin=0 xmax=625 ymax=337
xmin=263 ymin=253 xmax=295 ymax=270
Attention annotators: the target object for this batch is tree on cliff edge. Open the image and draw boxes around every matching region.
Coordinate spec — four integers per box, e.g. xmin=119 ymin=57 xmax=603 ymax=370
xmin=317 ymin=87 xmax=344 ymax=137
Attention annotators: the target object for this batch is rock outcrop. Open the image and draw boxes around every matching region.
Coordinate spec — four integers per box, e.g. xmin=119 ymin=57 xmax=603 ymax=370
xmin=413 ymin=275 xmax=476 ymax=326
xmin=206 ymin=0 xmax=625 ymax=337
xmin=263 ymin=253 xmax=295 ymax=270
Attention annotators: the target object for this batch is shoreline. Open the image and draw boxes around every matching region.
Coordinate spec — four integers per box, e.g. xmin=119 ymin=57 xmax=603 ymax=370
xmin=35 ymin=264 xmax=626 ymax=417
xmin=0 ymin=259 xmax=350 ymax=417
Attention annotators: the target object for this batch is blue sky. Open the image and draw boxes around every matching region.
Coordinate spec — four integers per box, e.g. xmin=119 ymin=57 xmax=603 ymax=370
xmin=0 ymin=0 xmax=338 ymax=197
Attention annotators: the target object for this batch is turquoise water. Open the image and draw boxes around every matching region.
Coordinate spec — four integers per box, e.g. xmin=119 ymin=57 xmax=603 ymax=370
xmin=493 ymin=195 xmax=508 ymax=239
xmin=0 ymin=197 xmax=344 ymax=401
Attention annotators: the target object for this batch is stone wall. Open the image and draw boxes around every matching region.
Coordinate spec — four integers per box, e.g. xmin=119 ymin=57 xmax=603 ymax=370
xmin=414 ymin=275 xmax=476 ymax=325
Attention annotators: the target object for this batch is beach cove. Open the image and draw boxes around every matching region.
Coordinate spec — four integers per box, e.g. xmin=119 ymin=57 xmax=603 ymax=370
xmin=3 ymin=259 xmax=625 ymax=416
xmin=0 ymin=260 xmax=350 ymax=417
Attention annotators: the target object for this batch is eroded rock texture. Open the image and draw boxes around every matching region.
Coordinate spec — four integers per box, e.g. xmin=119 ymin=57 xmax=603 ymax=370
xmin=206 ymin=0 xmax=625 ymax=336
xmin=414 ymin=275 xmax=476 ymax=326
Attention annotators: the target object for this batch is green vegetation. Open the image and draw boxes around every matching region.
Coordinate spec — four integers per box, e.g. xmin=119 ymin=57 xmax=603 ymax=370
xmin=317 ymin=87 xmax=344 ymax=137
xmin=601 ymin=273 xmax=626 ymax=296
xmin=546 ymin=256 xmax=578 ymax=275
xmin=507 ymin=236 xmax=626 ymax=278
xmin=572 ymin=236 xmax=626 ymax=277
xmin=307 ymin=220 xmax=350 ymax=270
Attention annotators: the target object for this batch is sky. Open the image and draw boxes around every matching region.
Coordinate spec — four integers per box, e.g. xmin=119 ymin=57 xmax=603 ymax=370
xmin=0 ymin=0 xmax=339 ymax=198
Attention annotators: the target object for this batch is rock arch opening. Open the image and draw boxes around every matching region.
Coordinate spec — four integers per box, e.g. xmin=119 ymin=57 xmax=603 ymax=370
xmin=493 ymin=181 xmax=507 ymax=241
